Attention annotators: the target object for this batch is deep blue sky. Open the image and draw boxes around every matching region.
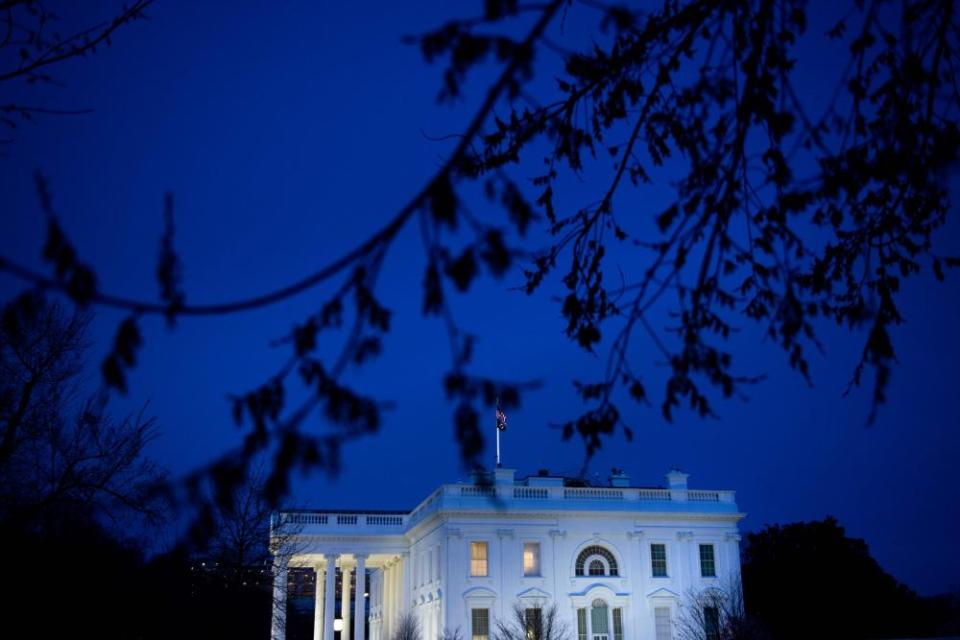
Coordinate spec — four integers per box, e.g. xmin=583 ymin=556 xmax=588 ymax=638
xmin=2 ymin=2 xmax=958 ymax=596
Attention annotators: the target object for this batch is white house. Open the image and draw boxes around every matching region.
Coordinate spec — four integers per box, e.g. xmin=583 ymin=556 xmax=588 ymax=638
xmin=270 ymin=467 xmax=744 ymax=640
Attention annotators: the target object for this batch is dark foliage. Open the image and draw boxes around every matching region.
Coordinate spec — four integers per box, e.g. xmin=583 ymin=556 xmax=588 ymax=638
xmin=0 ymin=0 xmax=152 ymax=150
xmin=742 ymin=516 xmax=960 ymax=639
xmin=0 ymin=0 xmax=957 ymax=514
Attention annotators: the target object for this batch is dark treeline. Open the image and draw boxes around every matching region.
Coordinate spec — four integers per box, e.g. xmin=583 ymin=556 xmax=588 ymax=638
xmin=5 ymin=511 xmax=959 ymax=640
xmin=0 ymin=298 xmax=274 ymax=638
xmin=4 ymin=522 xmax=272 ymax=639
xmin=741 ymin=517 xmax=960 ymax=640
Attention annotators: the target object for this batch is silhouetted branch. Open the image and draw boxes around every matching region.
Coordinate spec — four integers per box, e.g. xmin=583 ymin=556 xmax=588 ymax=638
xmin=2 ymin=0 xmax=958 ymax=503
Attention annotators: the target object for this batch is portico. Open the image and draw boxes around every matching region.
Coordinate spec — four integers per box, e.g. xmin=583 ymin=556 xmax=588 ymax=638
xmin=270 ymin=514 xmax=413 ymax=640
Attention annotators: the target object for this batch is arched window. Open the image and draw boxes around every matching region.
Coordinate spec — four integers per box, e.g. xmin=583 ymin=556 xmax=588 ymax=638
xmin=577 ymin=600 xmax=624 ymax=640
xmin=575 ymin=545 xmax=619 ymax=576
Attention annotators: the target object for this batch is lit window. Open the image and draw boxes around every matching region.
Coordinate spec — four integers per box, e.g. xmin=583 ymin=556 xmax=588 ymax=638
xmin=470 ymin=542 xmax=488 ymax=577
xmin=703 ymin=606 xmax=720 ymax=640
xmin=472 ymin=608 xmax=490 ymax=640
xmin=699 ymin=544 xmax=716 ymax=578
xmin=654 ymin=607 xmax=671 ymax=640
xmin=524 ymin=542 xmax=541 ymax=576
xmin=588 ymin=559 xmax=605 ymax=576
xmin=651 ymin=544 xmax=667 ymax=577
xmin=525 ymin=607 xmax=543 ymax=640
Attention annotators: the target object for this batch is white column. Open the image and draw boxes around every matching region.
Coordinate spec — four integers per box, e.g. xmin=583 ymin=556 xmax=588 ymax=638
xmin=324 ymin=554 xmax=338 ymax=640
xmin=392 ymin=559 xmax=400 ymax=634
xmin=380 ymin=564 xmax=390 ymax=638
xmin=382 ymin=566 xmax=388 ymax=640
xmin=342 ymin=562 xmax=353 ymax=640
xmin=387 ymin=560 xmax=397 ymax=640
xmin=399 ymin=552 xmax=411 ymax=619
xmin=272 ymin=555 xmax=289 ymax=640
xmin=355 ymin=554 xmax=368 ymax=640
xmin=379 ymin=567 xmax=387 ymax=640
xmin=314 ymin=565 xmax=326 ymax=640
xmin=372 ymin=569 xmax=380 ymax=640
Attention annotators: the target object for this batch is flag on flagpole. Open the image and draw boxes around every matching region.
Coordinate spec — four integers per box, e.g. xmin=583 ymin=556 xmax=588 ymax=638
xmin=496 ymin=400 xmax=507 ymax=431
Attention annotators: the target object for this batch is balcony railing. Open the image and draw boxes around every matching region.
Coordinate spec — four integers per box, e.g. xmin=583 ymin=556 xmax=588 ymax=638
xmin=688 ymin=490 xmax=721 ymax=502
xmin=275 ymin=484 xmax=735 ymax=535
xmin=277 ymin=512 xmax=407 ymax=528
xmin=564 ymin=487 xmax=625 ymax=500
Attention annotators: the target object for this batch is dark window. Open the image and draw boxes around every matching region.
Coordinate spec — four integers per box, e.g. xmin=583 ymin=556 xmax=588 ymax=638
xmin=651 ymin=544 xmax=667 ymax=577
xmin=612 ymin=607 xmax=624 ymax=640
xmin=699 ymin=544 xmax=716 ymax=577
xmin=525 ymin=608 xmax=543 ymax=640
xmin=703 ymin=606 xmax=720 ymax=640
xmin=472 ymin=609 xmax=490 ymax=640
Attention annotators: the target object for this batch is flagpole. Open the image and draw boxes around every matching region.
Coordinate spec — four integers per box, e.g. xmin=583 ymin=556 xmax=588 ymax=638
xmin=495 ymin=398 xmax=505 ymax=468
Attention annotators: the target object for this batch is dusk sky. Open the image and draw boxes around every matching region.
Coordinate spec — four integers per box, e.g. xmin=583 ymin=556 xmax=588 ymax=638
xmin=2 ymin=0 xmax=958 ymax=597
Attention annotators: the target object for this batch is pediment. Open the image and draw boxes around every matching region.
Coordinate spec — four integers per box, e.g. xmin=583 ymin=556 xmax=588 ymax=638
xmin=463 ymin=586 xmax=497 ymax=600
xmin=646 ymin=587 xmax=680 ymax=599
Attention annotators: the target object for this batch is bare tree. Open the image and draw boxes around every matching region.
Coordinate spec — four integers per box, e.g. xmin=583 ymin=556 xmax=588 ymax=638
xmin=439 ymin=627 xmax=465 ymax=640
xmin=394 ymin=611 xmax=423 ymax=640
xmin=675 ymin=576 xmax=769 ymax=640
xmin=201 ymin=462 xmax=298 ymax=589
xmin=493 ymin=601 xmax=572 ymax=640
xmin=0 ymin=294 xmax=166 ymax=533
xmin=177 ymin=461 xmax=308 ymax=640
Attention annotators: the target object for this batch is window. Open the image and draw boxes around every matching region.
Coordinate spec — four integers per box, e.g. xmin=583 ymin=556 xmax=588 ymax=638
xmin=577 ymin=608 xmax=588 ymax=640
xmin=699 ymin=544 xmax=716 ymax=577
xmin=650 ymin=544 xmax=668 ymax=577
xmin=612 ymin=608 xmax=623 ymax=640
xmin=588 ymin=559 xmax=605 ymax=576
xmin=525 ymin=607 xmax=543 ymax=640
xmin=703 ymin=606 xmax=720 ymax=640
xmin=591 ymin=599 xmax=609 ymax=639
xmin=653 ymin=607 xmax=672 ymax=640
xmin=523 ymin=542 xmax=541 ymax=576
xmin=575 ymin=545 xmax=619 ymax=576
xmin=470 ymin=542 xmax=488 ymax=577
xmin=472 ymin=609 xmax=490 ymax=640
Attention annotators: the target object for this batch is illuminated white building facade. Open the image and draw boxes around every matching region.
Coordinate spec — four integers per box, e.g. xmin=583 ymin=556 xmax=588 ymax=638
xmin=270 ymin=468 xmax=744 ymax=640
